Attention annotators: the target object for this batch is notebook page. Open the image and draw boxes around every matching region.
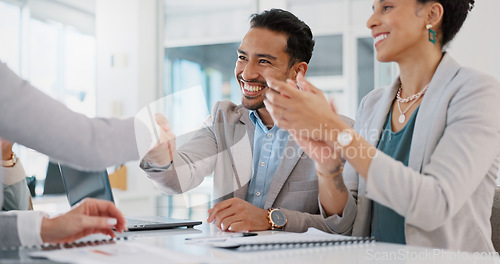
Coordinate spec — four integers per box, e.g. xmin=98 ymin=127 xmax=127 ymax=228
xmin=29 ymin=241 xmax=210 ymax=264
xmin=197 ymin=228 xmax=373 ymax=249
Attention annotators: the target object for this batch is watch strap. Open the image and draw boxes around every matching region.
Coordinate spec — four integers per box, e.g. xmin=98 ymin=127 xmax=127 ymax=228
xmin=266 ymin=208 xmax=273 ymax=230
xmin=140 ymin=159 xmax=173 ymax=172
xmin=2 ymin=153 xmax=17 ymax=167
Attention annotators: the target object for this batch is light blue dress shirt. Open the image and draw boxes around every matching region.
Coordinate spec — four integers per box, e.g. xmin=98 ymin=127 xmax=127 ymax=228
xmin=245 ymin=110 xmax=289 ymax=208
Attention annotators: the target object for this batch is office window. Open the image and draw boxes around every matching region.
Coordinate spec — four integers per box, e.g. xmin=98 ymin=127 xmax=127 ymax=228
xmin=357 ymin=37 xmax=375 ymax=105
xmin=169 ymin=58 xmax=207 ymax=130
xmin=27 ymin=19 xmax=96 ymax=115
xmin=0 ymin=0 xmax=97 ymax=195
xmin=163 ymin=0 xmax=253 ymax=109
xmin=63 ymin=27 xmax=96 ymax=116
xmin=0 ymin=1 xmax=21 ymax=72
xmin=24 ymin=18 xmax=97 ymax=194
xmin=307 ymin=35 xmax=343 ymax=77
xmin=27 ymin=19 xmax=60 ymax=98
xmin=165 ymin=43 xmax=240 ymax=110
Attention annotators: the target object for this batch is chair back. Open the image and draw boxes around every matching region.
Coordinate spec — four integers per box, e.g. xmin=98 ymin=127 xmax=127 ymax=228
xmin=42 ymin=161 xmax=66 ymax=195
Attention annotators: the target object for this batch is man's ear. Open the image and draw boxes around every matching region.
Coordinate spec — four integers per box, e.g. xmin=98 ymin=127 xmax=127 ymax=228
xmin=292 ymin=62 xmax=308 ymax=79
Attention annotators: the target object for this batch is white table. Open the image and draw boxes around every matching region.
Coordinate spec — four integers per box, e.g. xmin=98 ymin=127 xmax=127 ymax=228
xmin=126 ymin=223 xmax=500 ymax=264
xmin=4 ymin=222 xmax=500 ymax=263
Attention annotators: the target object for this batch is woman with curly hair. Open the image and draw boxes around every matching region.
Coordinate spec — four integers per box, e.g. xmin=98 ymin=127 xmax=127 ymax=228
xmin=265 ymin=0 xmax=497 ymax=252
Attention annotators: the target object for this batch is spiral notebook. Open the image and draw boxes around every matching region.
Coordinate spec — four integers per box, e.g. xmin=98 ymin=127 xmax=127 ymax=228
xmin=188 ymin=228 xmax=375 ymax=251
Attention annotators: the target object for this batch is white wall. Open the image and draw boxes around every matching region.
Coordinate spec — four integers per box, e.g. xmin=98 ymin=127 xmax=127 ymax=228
xmin=95 ymin=0 xmax=161 ymax=215
xmin=164 ymin=1 xmax=252 ymax=47
xmin=447 ymin=1 xmax=500 ymax=81
xmin=29 ymin=0 xmax=95 ymax=35
xmin=95 ymin=0 xmax=158 ymax=118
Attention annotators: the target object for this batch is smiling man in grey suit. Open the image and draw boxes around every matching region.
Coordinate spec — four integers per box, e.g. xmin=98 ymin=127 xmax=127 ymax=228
xmin=141 ymin=9 xmax=341 ymax=233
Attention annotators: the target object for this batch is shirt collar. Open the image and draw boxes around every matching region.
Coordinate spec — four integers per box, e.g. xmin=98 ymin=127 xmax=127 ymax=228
xmin=250 ymin=110 xmax=273 ymax=133
xmin=249 ymin=110 xmax=285 ymax=134
xmin=249 ymin=110 xmax=259 ymax=125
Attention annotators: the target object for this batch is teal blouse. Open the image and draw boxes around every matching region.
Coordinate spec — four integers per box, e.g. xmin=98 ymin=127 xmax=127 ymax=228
xmin=370 ymin=106 xmax=420 ymax=244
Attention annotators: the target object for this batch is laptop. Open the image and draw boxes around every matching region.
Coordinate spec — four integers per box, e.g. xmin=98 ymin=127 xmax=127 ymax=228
xmin=58 ymin=163 xmax=202 ymax=231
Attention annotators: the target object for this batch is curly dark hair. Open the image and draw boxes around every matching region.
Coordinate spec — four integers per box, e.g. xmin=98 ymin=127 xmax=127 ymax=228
xmin=418 ymin=0 xmax=475 ymax=47
xmin=249 ymin=9 xmax=315 ymax=66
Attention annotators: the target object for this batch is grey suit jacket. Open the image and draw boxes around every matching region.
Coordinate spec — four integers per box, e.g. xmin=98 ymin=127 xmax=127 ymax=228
xmin=324 ymin=54 xmax=500 ymax=252
xmin=144 ymin=101 xmax=352 ymax=232
xmin=0 ymin=62 xmax=142 ymax=248
xmin=2 ymin=161 xmax=30 ymax=211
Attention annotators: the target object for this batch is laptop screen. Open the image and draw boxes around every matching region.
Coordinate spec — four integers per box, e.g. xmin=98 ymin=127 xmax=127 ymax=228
xmin=58 ymin=164 xmax=115 ymax=206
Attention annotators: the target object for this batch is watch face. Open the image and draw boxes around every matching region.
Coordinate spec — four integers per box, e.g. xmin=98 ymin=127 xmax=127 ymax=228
xmin=271 ymin=210 xmax=287 ymax=227
xmin=337 ymin=131 xmax=353 ymax=147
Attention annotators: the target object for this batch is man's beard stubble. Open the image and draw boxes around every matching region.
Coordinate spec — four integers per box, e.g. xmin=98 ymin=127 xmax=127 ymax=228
xmin=242 ymin=95 xmax=265 ymax=110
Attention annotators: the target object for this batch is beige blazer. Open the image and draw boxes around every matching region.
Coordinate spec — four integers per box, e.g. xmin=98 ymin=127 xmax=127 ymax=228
xmin=324 ymin=53 xmax=500 ymax=252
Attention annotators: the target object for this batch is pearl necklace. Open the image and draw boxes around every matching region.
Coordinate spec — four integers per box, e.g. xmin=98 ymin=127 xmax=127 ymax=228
xmin=396 ymin=84 xmax=429 ymax=103
xmin=396 ymin=84 xmax=429 ymax=124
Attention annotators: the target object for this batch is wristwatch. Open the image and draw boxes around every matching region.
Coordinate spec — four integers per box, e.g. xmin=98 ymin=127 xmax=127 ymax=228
xmin=337 ymin=129 xmax=354 ymax=147
xmin=2 ymin=153 xmax=17 ymax=167
xmin=267 ymin=208 xmax=287 ymax=230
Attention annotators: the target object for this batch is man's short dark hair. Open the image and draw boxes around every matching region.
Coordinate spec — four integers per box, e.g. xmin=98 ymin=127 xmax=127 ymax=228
xmin=250 ymin=9 xmax=315 ymax=66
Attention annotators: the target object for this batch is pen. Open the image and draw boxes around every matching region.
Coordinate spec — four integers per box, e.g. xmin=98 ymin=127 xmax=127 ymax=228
xmin=185 ymin=232 xmax=258 ymax=241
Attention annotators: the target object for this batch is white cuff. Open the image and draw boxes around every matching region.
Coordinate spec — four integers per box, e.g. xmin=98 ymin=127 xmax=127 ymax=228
xmin=2 ymin=160 xmax=27 ymax=186
xmin=11 ymin=210 xmax=47 ymax=246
